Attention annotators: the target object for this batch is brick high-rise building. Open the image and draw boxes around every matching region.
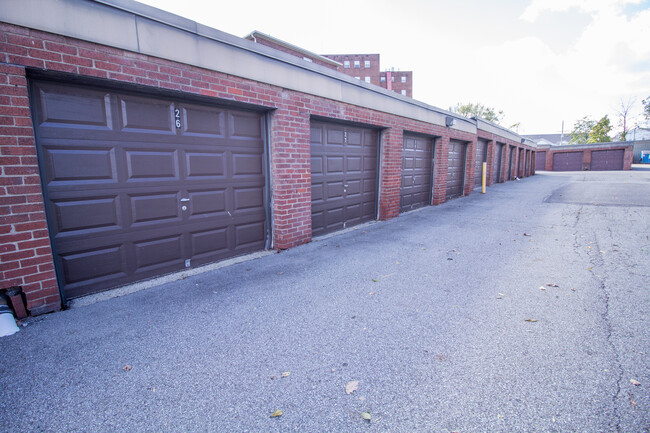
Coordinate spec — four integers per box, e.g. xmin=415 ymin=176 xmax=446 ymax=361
xmin=323 ymin=54 xmax=413 ymax=98
xmin=244 ymin=31 xmax=413 ymax=98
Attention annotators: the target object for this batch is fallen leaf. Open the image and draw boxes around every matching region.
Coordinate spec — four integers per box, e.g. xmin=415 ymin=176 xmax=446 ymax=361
xmin=281 ymin=372 xmax=290 ymax=378
xmin=525 ymin=319 xmax=538 ymax=322
xmin=629 ymin=392 xmax=637 ymax=406
xmin=570 ymin=287 xmax=575 ymax=292
xmin=371 ymin=278 xmax=379 ymax=282
xmin=523 ymin=233 xmax=531 ymax=237
xmin=421 ymin=247 xmax=426 ymax=250
xmin=539 ymin=286 xmax=546 ymax=290
xmin=360 ymin=412 xmax=371 ymax=421
xmin=123 ymin=365 xmax=132 ymax=371
xmin=630 ymin=379 xmax=641 ymax=386
xmin=369 ymin=292 xmax=375 ymax=295
xmin=395 ymin=261 xmax=400 ymax=265
xmin=345 ymin=380 xmax=359 ymax=394
xmin=270 ymin=410 xmax=283 ymax=418
xmin=546 ymin=283 xmax=559 ymax=287
xmin=277 ymin=271 xmax=284 ymax=275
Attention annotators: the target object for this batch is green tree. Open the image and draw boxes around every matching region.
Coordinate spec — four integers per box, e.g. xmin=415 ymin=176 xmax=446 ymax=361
xmin=643 ymin=96 xmax=650 ymax=124
xmin=450 ymin=102 xmax=504 ymax=124
xmin=569 ymin=116 xmax=595 ymax=144
xmin=587 ymin=116 xmax=612 ymax=143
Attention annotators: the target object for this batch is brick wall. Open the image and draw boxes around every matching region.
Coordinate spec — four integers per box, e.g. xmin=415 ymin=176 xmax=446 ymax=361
xmin=0 ymin=22 xmax=533 ymax=314
xmin=539 ymin=144 xmax=634 ymax=171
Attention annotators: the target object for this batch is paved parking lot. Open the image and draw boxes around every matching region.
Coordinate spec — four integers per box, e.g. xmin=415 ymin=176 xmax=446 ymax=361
xmin=1 ymin=169 xmax=648 ymax=432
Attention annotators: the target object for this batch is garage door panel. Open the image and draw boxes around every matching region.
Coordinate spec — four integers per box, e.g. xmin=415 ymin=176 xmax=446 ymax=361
xmin=233 ymin=187 xmax=264 ymax=211
xmin=126 ymin=150 xmax=179 ymax=180
xmin=327 ymin=127 xmax=344 ymax=145
xmin=61 ymin=245 xmax=126 ymax=284
xmin=327 ymin=181 xmax=345 ymax=199
xmin=310 ymin=156 xmax=323 ymax=175
xmin=34 ymin=82 xmax=112 ymax=131
xmin=187 ymin=189 xmax=226 ymax=216
xmin=44 ymin=147 xmax=116 ymax=184
xmin=326 ymin=156 xmax=344 ymax=173
xmin=52 ymin=196 xmax=120 ymax=236
xmin=118 ymin=96 xmax=175 ymax=134
xmin=363 ymin=156 xmax=377 ymax=170
xmin=347 ymin=130 xmax=362 ymax=146
xmin=311 ymin=183 xmax=324 ymax=203
xmin=130 ymin=193 xmax=180 ymax=225
xmin=134 ymin=235 xmax=183 ymax=270
xmin=231 ymin=152 xmax=263 ymax=176
xmin=191 ymin=227 xmax=228 ymax=257
xmin=234 ymin=222 xmax=266 ymax=249
xmin=185 ymin=152 xmax=226 ymax=178
xmin=229 ymin=112 xmax=261 ymax=139
xmin=182 ymin=106 xmax=225 ymax=137
xmin=347 ymin=156 xmax=361 ymax=172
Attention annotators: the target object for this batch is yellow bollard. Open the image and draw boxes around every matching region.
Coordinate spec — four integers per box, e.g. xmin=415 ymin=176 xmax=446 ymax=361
xmin=482 ymin=162 xmax=487 ymax=194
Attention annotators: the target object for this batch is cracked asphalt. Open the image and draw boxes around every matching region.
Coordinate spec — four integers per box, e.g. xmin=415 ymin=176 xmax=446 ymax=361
xmin=1 ymin=168 xmax=649 ymax=433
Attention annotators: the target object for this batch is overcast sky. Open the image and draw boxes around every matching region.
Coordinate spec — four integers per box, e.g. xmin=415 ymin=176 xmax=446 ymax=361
xmin=137 ymin=0 xmax=650 ymax=135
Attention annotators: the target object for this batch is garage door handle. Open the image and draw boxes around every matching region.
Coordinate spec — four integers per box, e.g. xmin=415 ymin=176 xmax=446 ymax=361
xmin=180 ymin=198 xmax=190 ymax=202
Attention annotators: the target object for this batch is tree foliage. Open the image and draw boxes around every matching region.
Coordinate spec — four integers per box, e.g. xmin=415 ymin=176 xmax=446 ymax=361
xmin=450 ymin=102 xmax=504 ymax=124
xmin=643 ymin=96 xmax=650 ymax=124
xmin=569 ymin=115 xmax=612 ymax=144
xmin=569 ymin=117 xmax=595 ymax=144
xmin=588 ymin=116 xmax=612 ymax=143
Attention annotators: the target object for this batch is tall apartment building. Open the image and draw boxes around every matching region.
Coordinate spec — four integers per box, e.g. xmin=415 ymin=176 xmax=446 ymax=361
xmin=323 ymin=54 xmax=413 ymax=98
xmin=244 ymin=31 xmax=413 ymax=98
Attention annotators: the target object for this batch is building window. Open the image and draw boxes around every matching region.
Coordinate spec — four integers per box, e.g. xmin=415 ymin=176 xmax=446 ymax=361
xmin=354 ymin=60 xmax=360 ymax=68
xmin=401 ymin=76 xmax=407 ymax=83
xmin=364 ymin=60 xmax=370 ymax=68
xmin=391 ymin=76 xmax=395 ymax=82
xmin=380 ymin=76 xmax=386 ymax=82
xmin=401 ymin=90 xmax=407 ymax=96
xmin=344 ymin=60 xmax=350 ymax=68
xmin=364 ymin=76 xmax=371 ymax=83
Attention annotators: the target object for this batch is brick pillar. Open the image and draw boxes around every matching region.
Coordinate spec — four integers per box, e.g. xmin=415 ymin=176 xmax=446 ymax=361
xmin=0 ymin=64 xmax=60 ymax=315
xmin=545 ymin=149 xmax=553 ymax=171
xmin=464 ymin=137 xmax=477 ymax=196
xmin=582 ymin=149 xmax=591 ymax=171
xmin=378 ymin=127 xmax=402 ymax=220
xmin=432 ymin=135 xmax=449 ymax=205
xmin=269 ymin=106 xmax=311 ymax=249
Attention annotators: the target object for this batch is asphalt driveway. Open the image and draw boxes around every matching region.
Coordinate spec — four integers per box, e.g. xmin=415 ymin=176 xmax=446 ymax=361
xmin=1 ymin=168 xmax=649 ymax=432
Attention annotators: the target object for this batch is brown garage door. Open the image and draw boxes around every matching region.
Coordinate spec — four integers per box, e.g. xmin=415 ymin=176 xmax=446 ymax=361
xmin=311 ymin=121 xmax=377 ymax=236
xmin=553 ymin=151 xmax=583 ymax=171
xmin=474 ymin=139 xmax=488 ymax=188
xmin=493 ymin=143 xmax=503 ymax=183
xmin=535 ymin=151 xmax=546 ymax=171
xmin=400 ymin=135 xmax=433 ymax=212
xmin=446 ymin=140 xmax=467 ymax=199
xmin=32 ymin=80 xmax=267 ymax=299
xmin=591 ymin=149 xmax=624 ymax=170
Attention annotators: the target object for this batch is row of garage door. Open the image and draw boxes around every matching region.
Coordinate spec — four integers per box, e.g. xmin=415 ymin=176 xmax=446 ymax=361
xmin=32 ymin=80 xmax=519 ymax=300
xmin=534 ymin=149 xmax=625 ymax=171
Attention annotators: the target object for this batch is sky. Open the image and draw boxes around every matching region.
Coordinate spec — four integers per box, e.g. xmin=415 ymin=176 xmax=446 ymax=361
xmin=137 ymin=0 xmax=650 ymax=135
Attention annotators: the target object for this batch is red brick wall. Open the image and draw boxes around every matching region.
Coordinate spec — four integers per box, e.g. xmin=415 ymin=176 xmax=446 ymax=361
xmin=0 ymin=22 xmax=532 ymax=314
xmin=324 ymin=54 xmax=381 ymax=86
xmin=0 ymin=63 xmax=58 ymax=315
xmin=541 ymin=145 xmax=633 ymax=171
